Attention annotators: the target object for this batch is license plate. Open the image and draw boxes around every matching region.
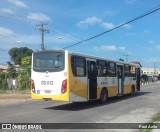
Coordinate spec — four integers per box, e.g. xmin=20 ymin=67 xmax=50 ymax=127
xmin=45 ymin=90 xmax=51 ymax=94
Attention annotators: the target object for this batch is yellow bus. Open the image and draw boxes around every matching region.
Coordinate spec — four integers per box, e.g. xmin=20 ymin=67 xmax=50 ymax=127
xmin=31 ymin=50 xmax=141 ymax=103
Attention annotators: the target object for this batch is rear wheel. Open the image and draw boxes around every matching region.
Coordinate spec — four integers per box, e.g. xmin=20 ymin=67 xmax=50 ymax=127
xmin=100 ymin=89 xmax=108 ymax=103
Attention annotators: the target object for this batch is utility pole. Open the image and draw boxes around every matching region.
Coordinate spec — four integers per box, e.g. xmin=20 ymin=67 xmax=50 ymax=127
xmin=153 ymin=62 xmax=157 ymax=75
xmin=123 ymin=54 xmax=130 ymax=62
xmin=37 ymin=23 xmax=49 ymax=50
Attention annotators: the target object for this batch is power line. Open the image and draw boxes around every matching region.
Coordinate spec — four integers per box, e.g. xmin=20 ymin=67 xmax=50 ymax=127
xmin=63 ymin=5 xmax=160 ymax=49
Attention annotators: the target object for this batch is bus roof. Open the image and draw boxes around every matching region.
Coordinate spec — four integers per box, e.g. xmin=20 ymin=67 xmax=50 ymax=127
xmin=33 ymin=49 xmax=141 ymax=68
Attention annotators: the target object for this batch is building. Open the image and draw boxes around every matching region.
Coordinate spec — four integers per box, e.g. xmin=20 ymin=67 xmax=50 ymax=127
xmin=142 ymin=67 xmax=160 ymax=76
xmin=0 ymin=64 xmax=8 ymax=72
xmin=0 ymin=64 xmax=21 ymax=73
xmin=141 ymin=67 xmax=160 ymax=82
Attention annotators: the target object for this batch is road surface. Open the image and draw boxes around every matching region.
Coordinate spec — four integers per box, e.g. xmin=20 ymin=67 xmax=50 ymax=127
xmin=0 ymin=83 xmax=160 ymax=132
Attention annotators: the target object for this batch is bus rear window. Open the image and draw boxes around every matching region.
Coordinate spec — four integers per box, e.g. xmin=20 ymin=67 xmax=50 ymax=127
xmin=33 ymin=51 xmax=64 ymax=72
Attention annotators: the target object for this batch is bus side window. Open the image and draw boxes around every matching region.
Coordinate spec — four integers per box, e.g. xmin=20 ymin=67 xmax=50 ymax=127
xmin=71 ymin=56 xmax=86 ymax=77
xmin=108 ymin=62 xmax=116 ymax=77
xmin=97 ymin=60 xmax=107 ymax=77
xmin=130 ymin=66 xmax=136 ymax=77
xmin=124 ymin=65 xmax=130 ymax=77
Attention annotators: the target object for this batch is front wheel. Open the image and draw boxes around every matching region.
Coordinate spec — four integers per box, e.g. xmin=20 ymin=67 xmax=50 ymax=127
xmin=100 ymin=89 xmax=108 ymax=103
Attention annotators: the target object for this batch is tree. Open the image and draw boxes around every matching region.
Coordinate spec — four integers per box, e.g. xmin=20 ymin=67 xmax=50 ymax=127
xmin=17 ymin=56 xmax=32 ymax=90
xmin=21 ymin=56 xmax=32 ymax=67
xmin=21 ymin=56 xmax=32 ymax=76
xmin=8 ymin=47 xmax=33 ymax=65
xmin=7 ymin=64 xmax=17 ymax=78
xmin=119 ymin=58 xmax=124 ymax=61
xmin=0 ymin=72 xmax=8 ymax=90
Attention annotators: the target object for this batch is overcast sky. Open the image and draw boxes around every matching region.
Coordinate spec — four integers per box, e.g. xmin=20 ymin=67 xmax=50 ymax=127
xmin=0 ymin=0 xmax=160 ymax=68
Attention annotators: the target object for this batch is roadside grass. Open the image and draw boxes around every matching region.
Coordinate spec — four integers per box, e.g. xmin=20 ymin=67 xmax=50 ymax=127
xmin=0 ymin=89 xmax=31 ymax=94
xmin=152 ymin=112 xmax=160 ymax=122
xmin=140 ymin=112 xmax=160 ymax=132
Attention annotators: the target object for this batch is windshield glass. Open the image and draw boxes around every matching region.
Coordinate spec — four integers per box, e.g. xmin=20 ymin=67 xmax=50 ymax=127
xmin=33 ymin=51 xmax=64 ymax=72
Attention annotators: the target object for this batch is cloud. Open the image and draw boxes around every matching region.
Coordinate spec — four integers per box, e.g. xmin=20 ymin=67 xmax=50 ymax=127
xmin=77 ymin=16 xmax=115 ymax=30
xmin=119 ymin=46 xmax=132 ymax=55
xmin=149 ymin=57 xmax=159 ymax=63
xmin=77 ymin=16 xmax=131 ymax=30
xmin=77 ymin=16 xmax=102 ymax=28
xmin=126 ymin=33 xmax=136 ymax=36
xmin=0 ymin=8 xmax=15 ymax=15
xmin=7 ymin=0 xmax=28 ymax=8
xmin=119 ymin=47 xmax=126 ymax=52
xmin=101 ymin=22 xmax=115 ymax=30
xmin=125 ymin=0 xmax=136 ymax=5
xmin=122 ymin=23 xmax=131 ymax=28
xmin=27 ymin=12 xmax=52 ymax=22
xmin=149 ymin=40 xmax=154 ymax=44
xmin=143 ymin=30 xmax=150 ymax=34
xmin=104 ymin=11 xmax=115 ymax=16
xmin=0 ymin=27 xmax=15 ymax=38
xmin=95 ymin=45 xmax=132 ymax=56
xmin=95 ymin=45 xmax=117 ymax=52
xmin=156 ymin=45 xmax=160 ymax=51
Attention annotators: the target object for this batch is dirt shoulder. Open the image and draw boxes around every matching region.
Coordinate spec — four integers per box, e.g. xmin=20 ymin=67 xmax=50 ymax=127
xmin=0 ymin=93 xmax=31 ymax=106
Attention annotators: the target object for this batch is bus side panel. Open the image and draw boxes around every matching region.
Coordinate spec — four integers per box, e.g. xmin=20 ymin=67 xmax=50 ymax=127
xmin=107 ymin=77 xmax=118 ymax=97
xmin=97 ymin=87 xmax=101 ymax=99
xmin=123 ymin=84 xmax=132 ymax=94
xmin=107 ymin=86 xmax=118 ymax=97
xmin=123 ymin=77 xmax=132 ymax=94
xmin=123 ymin=77 xmax=137 ymax=94
xmin=97 ymin=77 xmax=118 ymax=99
xmin=68 ymin=55 xmax=88 ymax=102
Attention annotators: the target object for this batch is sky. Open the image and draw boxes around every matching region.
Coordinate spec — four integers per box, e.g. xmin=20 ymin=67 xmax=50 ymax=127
xmin=0 ymin=0 xmax=160 ymax=68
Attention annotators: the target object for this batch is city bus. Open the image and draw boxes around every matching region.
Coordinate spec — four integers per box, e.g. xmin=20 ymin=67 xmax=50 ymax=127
xmin=31 ymin=50 xmax=141 ymax=103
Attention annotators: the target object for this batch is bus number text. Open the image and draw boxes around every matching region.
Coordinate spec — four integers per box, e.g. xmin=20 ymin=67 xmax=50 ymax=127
xmin=41 ymin=81 xmax=53 ymax=85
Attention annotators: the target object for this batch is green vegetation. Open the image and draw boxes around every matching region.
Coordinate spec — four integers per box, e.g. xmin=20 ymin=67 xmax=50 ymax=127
xmin=8 ymin=47 xmax=33 ymax=65
xmin=141 ymin=112 xmax=160 ymax=132
xmin=152 ymin=112 xmax=160 ymax=122
xmin=0 ymin=72 xmax=8 ymax=90
xmin=18 ymin=55 xmax=32 ymax=90
xmin=119 ymin=58 xmax=124 ymax=61
xmin=0 ymin=47 xmax=33 ymax=92
xmin=7 ymin=62 xmax=17 ymax=78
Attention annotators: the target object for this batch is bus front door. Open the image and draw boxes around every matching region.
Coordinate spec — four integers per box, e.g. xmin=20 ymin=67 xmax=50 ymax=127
xmin=136 ymin=68 xmax=141 ymax=91
xmin=87 ymin=61 xmax=97 ymax=100
xmin=117 ymin=65 xmax=124 ymax=95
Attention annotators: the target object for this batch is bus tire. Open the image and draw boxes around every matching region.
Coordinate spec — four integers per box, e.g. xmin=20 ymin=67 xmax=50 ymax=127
xmin=131 ymin=85 xmax=135 ymax=96
xmin=100 ymin=88 xmax=108 ymax=103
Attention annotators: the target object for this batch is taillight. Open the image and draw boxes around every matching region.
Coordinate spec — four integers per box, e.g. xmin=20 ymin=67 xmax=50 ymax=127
xmin=31 ymin=80 xmax=35 ymax=93
xmin=61 ymin=79 xmax=67 ymax=94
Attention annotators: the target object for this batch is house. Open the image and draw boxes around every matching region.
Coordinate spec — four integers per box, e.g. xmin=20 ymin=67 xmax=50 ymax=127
xmin=130 ymin=62 xmax=142 ymax=67
xmin=0 ymin=64 xmax=8 ymax=72
xmin=0 ymin=64 xmax=21 ymax=73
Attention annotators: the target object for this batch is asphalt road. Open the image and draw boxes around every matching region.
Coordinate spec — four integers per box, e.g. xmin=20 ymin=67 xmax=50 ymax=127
xmin=0 ymin=83 xmax=160 ymax=132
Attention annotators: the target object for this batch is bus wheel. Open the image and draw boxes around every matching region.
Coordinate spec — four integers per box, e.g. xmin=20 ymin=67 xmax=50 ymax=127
xmin=131 ymin=86 xmax=135 ymax=96
xmin=100 ymin=89 xmax=108 ymax=103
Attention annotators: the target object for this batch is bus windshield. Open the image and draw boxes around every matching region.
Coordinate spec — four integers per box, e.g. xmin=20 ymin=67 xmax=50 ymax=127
xmin=33 ymin=51 xmax=64 ymax=72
